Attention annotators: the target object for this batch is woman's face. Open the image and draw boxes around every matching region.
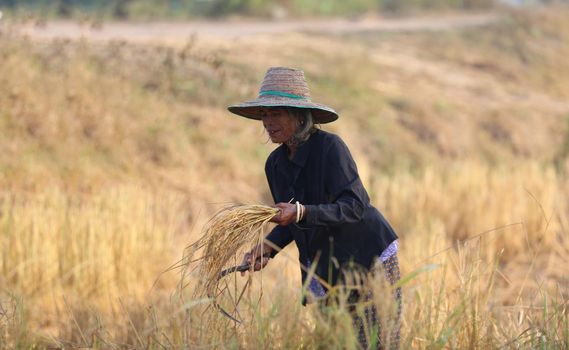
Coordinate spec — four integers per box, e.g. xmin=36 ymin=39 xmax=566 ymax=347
xmin=260 ymin=107 xmax=299 ymax=144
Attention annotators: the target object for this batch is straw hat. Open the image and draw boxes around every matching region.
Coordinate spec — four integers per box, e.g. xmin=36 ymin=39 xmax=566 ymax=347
xmin=228 ymin=67 xmax=338 ymax=124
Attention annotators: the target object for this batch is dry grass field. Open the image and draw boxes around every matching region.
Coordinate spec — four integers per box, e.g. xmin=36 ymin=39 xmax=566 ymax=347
xmin=1 ymin=7 xmax=569 ymax=349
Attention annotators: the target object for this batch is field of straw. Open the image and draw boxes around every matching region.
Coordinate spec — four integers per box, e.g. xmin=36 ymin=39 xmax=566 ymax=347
xmin=1 ymin=6 xmax=569 ymax=349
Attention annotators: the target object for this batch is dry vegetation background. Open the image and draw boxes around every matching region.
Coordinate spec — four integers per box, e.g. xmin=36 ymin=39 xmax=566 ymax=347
xmin=1 ymin=5 xmax=569 ymax=349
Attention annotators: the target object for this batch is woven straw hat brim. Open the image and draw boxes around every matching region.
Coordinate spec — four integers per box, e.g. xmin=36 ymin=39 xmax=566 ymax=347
xmin=228 ymin=96 xmax=338 ymax=124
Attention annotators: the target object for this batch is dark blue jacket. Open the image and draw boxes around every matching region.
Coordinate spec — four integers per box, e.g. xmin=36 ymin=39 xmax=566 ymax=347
xmin=265 ymin=129 xmax=398 ymax=290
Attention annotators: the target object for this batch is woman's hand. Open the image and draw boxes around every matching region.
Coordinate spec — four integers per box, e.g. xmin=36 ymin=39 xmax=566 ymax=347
xmin=240 ymin=243 xmax=273 ymax=276
xmin=271 ymin=202 xmax=297 ymax=226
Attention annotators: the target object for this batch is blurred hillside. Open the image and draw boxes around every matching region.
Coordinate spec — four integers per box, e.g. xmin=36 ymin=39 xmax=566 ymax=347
xmin=1 ymin=7 xmax=569 ymax=203
xmin=1 ymin=0 xmax=498 ymax=19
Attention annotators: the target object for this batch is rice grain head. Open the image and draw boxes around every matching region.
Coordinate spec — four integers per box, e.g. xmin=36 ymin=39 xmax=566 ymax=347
xmin=185 ymin=204 xmax=278 ymax=298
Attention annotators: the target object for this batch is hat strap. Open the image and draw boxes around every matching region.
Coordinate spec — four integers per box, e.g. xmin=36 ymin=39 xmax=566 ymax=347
xmin=259 ymin=90 xmax=309 ymax=100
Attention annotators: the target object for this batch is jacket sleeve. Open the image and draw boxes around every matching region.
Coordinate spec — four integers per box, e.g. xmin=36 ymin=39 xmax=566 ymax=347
xmin=264 ymin=153 xmax=294 ymax=256
xmin=303 ymin=135 xmax=367 ymax=227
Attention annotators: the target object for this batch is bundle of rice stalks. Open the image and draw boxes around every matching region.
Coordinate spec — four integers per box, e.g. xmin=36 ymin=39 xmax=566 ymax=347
xmin=187 ymin=204 xmax=279 ymax=299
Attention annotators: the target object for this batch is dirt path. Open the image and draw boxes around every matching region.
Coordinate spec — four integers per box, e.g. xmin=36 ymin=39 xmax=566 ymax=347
xmin=4 ymin=13 xmax=499 ymax=44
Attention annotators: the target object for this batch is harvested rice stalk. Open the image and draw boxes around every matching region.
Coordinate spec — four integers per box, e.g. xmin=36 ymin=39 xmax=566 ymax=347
xmin=189 ymin=204 xmax=278 ymax=298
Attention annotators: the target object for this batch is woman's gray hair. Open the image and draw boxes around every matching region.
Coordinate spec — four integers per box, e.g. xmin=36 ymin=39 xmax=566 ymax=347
xmin=286 ymin=107 xmax=317 ymax=147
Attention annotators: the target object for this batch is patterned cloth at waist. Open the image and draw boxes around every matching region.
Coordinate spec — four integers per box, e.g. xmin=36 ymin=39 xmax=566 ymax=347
xmin=307 ymin=239 xmax=399 ymax=299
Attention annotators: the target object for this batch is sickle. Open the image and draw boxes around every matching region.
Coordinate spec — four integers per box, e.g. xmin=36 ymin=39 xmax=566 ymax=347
xmin=210 ymin=255 xmax=271 ymax=324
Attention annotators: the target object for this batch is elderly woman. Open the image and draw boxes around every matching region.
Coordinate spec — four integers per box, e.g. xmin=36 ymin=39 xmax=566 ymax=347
xmin=228 ymin=67 xmax=401 ymax=349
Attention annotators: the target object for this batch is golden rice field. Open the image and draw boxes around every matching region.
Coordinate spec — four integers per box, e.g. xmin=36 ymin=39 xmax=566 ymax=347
xmin=1 ymin=6 xmax=569 ymax=349
xmin=1 ymin=163 xmax=567 ymax=348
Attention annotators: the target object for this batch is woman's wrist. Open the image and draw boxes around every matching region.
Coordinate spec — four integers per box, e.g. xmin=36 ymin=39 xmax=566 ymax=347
xmin=295 ymin=201 xmax=307 ymax=223
xmin=261 ymin=242 xmax=274 ymax=256
xmin=250 ymin=243 xmax=272 ymax=257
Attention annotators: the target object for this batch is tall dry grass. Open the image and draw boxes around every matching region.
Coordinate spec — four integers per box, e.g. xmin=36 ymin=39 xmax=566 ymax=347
xmin=0 ymin=163 xmax=567 ymax=348
xmin=0 ymin=187 xmax=188 ymax=347
xmin=372 ymin=162 xmax=569 ymax=348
